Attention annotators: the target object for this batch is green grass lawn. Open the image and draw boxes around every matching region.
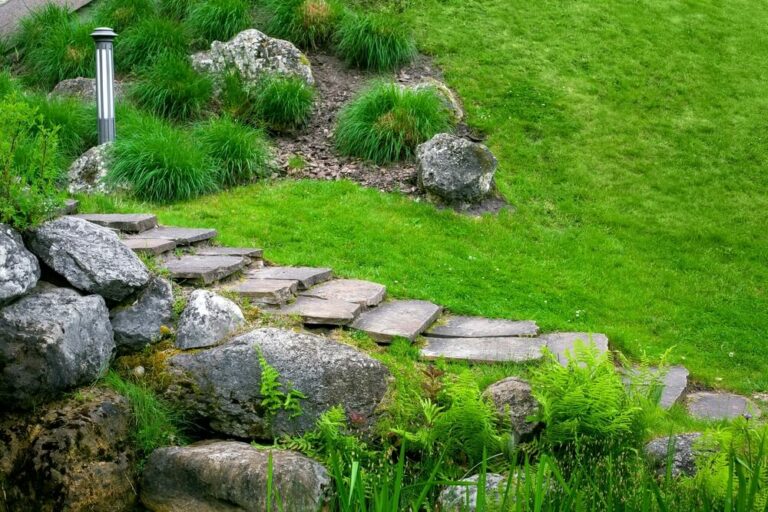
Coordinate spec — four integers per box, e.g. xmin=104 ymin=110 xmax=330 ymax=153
xmin=83 ymin=0 xmax=768 ymax=393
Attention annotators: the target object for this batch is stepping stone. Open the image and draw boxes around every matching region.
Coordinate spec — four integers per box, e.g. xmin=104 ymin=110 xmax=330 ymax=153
xmin=225 ymin=279 xmax=298 ymax=305
xmin=246 ymin=266 xmax=332 ymax=290
xmin=541 ymin=332 xmax=609 ymax=366
xmin=196 ymin=247 xmax=263 ymax=259
xmin=73 ymin=213 xmax=157 ymax=233
xmin=351 ymin=300 xmax=442 ymax=343
xmin=268 ymin=296 xmax=362 ymax=326
xmin=420 ymin=336 xmax=545 ymax=363
xmin=624 ymin=366 xmax=688 ymax=409
xmin=685 ymin=392 xmax=761 ymax=421
xmin=427 ymin=315 xmax=539 ymax=338
xmin=62 ymin=199 xmax=79 ymax=215
xmin=163 ymin=255 xmax=247 ymax=284
xmin=123 ymin=238 xmax=177 ymax=256
xmin=300 ymin=279 xmax=386 ymax=307
xmin=128 ymin=226 xmax=217 ymax=245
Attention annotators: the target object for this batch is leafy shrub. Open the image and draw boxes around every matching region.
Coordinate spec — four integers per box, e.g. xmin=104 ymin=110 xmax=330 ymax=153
xmin=25 ymin=94 xmax=97 ymax=161
xmin=195 ymin=117 xmax=272 ymax=186
xmin=107 ymin=116 xmax=218 ymax=202
xmin=116 ymin=18 xmax=190 ymax=72
xmin=158 ymin=0 xmax=194 ymax=20
xmin=186 ymin=0 xmax=251 ymax=44
xmin=334 ymin=82 xmax=451 ymax=164
xmin=130 ymin=53 xmax=213 ymax=121
xmin=335 ymin=11 xmax=415 ymax=71
xmin=0 ymin=95 xmax=64 ymax=230
xmin=266 ymin=0 xmax=343 ymax=50
xmin=95 ymin=0 xmax=158 ymax=33
xmin=251 ymin=75 xmax=315 ymax=133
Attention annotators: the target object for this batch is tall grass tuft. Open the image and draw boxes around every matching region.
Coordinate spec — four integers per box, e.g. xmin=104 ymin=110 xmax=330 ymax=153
xmin=250 ymin=75 xmax=315 ymax=133
xmin=158 ymin=0 xmax=194 ymax=20
xmin=107 ymin=116 xmax=218 ymax=202
xmin=130 ymin=53 xmax=213 ymax=121
xmin=25 ymin=93 xmax=98 ymax=161
xmin=335 ymin=11 xmax=415 ymax=71
xmin=266 ymin=0 xmax=343 ymax=50
xmin=334 ymin=81 xmax=451 ymax=164
xmin=115 ymin=18 xmax=190 ymax=72
xmin=186 ymin=0 xmax=252 ymax=45
xmin=195 ymin=117 xmax=273 ymax=186
xmin=95 ymin=0 xmax=158 ymax=33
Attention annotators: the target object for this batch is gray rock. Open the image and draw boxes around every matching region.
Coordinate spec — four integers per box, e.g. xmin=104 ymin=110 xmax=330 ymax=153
xmin=645 ymin=433 xmax=706 ymax=477
xmin=50 ymin=77 xmax=125 ymax=102
xmin=685 ymin=392 xmax=761 ymax=421
xmin=541 ymin=332 xmax=609 ymax=366
xmin=246 ymin=266 xmax=333 ymax=290
xmin=141 ymin=441 xmax=330 ymax=512
xmin=122 ymin=238 xmax=177 ymax=256
xmin=428 ymin=315 xmax=539 ymax=338
xmin=67 ymin=142 xmax=114 ymax=195
xmin=195 ymin=246 xmax=264 ymax=259
xmin=0 ymin=223 xmax=40 ymax=305
xmin=73 ymin=213 xmax=158 ymax=233
xmin=412 ymin=78 xmax=463 ymax=122
xmin=25 ymin=216 xmax=150 ymax=302
xmin=351 ymin=300 xmax=442 ymax=343
xmin=421 ymin=336 xmax=544 ymax=363
xmin=163 ymin=254 xmax=248 ymax=284
xmin=191 ymin=29 xmax=314 ymax=90
xmin=127 ymin=226 xmax=218 ymax=245
xmin=268 ymin=296 xmax=362 ymax=326
xmin=417 ymin=133 xmax=498 ymax=204
xmin=624 ymin=365 xmax=688 ymax=409
xmin=0 ymin=284 xmax=114 ymax=409
xmin=111 ymin=277 xmax=174 ymax=352
xmin=439 ymin=473 xmax=507 ymax=511
xmin=226 ymin=278 xmax=298 ymax=305
xmin=301 ymin=278 xmax=386 ymax=307
xmin=176 ymin=289 xmax=244 ymax=349
xmin=164 ymin=328 xmax=391 ymax=438
xmin=483 ymin=377 xmax=539 ymax=439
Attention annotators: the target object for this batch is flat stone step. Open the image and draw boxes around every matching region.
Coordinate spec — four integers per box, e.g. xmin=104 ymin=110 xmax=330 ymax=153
xmin=540 ymin=332 xmax=609 ymax=366
xmin=427 ymin=315 xmax=539 ymax=338
xmin=225 ymin=279 xmax=298 ymax=305
xmin=122 ymin=238 xmax=177 ymax=256
xmin=351 ymin=300 xmax=442 ymax=343
xmin=300 ymin=279 xmax=386 ymax=307
xmin=61 ymin=199 xmax=79 ymax=215
xmin=196 ymin=247 xmax=264 ymax=259
xmin=73 ymin=213 xmax=157 ymax=233
xmin=163 ymin=255 xmax=246 ymax=284
xmin=246 ymin=266 xmax=332 ymax=290
xmin=267 ymin=296 xmax=362 ymax=326
xmin=128 ymin=226 xmax=217 ymax=245
xmin=421 ymin=336 xmax=545 ymax=363
xmin=685 ymin=392 xmax=761 ymax=421
xmin=624 ymin=366 xmax=689 ymax=409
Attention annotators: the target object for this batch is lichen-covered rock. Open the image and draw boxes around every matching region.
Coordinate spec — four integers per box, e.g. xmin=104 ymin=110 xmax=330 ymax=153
xmin=50 ymin=77 xmax=126 ymax=102
xmin=645 ymin=433 xmax=707 ymax=478
xmin=417 ymin=133 xmax=498 ymax=204
xmin=483 ymin=376 xmax=539 ymax=440
xmin=0 ymin=388 xmax=137 ymax=511
xmin=141 ymin=441 xmax=330 ymax=512
xmin=191 ymin=29 xmax=314 ymax=90
xmin=25 ymin=216 xmax=150 ymax=302
xmin=67 ymin=143 xmax=113 ymax=195
xmin=175 ymin=289 xmax=244 ymax=350
xmin=0 ymin=283 xmax=115 ymax=409
xmin=439 ymin=473 xmax=507 ymax=511
xmin=413 ymin=78 xmax=463 ymax=123
xmin=111 ymin=277 xmax=173 ymax=352
xmin=0 ymin=223 xmax=40 ymax=305
xmin=164 ymin=328 xmax=391 ymax=439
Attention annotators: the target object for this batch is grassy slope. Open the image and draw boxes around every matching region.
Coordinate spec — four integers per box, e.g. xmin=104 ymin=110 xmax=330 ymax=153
xmin=83 ymin=0 xmax=768 ymax=392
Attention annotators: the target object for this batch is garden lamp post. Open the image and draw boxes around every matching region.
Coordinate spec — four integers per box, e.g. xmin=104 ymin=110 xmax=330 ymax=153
xmin=91 ymin=27 xmax=117 ymax=144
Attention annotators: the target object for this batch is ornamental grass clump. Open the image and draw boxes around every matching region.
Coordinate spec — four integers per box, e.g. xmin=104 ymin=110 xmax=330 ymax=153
xmin=130 ymin=53 xmax=213 ymax=121
xmin=116 ymin=18 xmax=190 ymax=72
xmin=158 ymin=0 xmax=194 ymax=20
xmin=266 ymin=0 xmax=343 ymax=50
xmin=95 ymin=0 xmax=158 ymax=33
xmin=195 ymin=117 xmax=273 ymax=186
xmin=250 ymin=75 xmax=315 ymax=133
xmin=186 ymin=0 xmax=252 ymax=45
xmin=335 ymin=11 xmax=416 ymax=71
xmin=25 ymin=94 xmax=97 ymax=162
xmin=334 ymin=82 xmax=451 ymax=164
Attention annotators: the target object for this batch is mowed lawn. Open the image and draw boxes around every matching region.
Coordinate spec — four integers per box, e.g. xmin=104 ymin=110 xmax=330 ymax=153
xmin=84 ymin=0 xmax=768 ymax=392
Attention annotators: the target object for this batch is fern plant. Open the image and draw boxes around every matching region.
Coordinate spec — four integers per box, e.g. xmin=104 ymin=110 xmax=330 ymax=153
xmin=257 ymin=349 xmax=306 ymax=419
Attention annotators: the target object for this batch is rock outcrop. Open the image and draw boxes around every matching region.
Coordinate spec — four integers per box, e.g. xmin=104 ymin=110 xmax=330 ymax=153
xmin=0 ymin=223 xmax=40 ymax=305
xmin=111 ymin=276 xmax=174 ymax=352
xmin=175 ymin=289 xmax=244 ymax=349
xmin=67 ymin=143 xmax=113 ymax=195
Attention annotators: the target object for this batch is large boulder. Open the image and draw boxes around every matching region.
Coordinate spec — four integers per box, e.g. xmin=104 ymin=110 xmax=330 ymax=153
xmin=0 ymin=388 xmax=137 ymax=511
xmin=0 ymin=283 xmax=115 ymax=409
xmin=164 ymin=328 xmax=391 ymax=439
xmin=0 ymin=223 xmax=40 ymax=305
xmin=175 ymin=289 xmax=244 ymax=350
xmin=191 ymin=29 xmax=314 ymax=89
xmin=482 ymin=376 xmax=539 ymax=440
xmin=645 ymin=433 xmax=707 ymax=478
xmin=439 ymin=473 xmax=506 ymax=511
xmin=417 ymin=133 xmax=498 ymax=204
xmin=25 ymin=216 xmax=150 ymax=302
xmin=140 ymin=441 xmax=330 ymax=512
xmin=111 ymin=277 xmax=174 ymax=352
xmin=67 ymin=143 xmax=113 ymax=195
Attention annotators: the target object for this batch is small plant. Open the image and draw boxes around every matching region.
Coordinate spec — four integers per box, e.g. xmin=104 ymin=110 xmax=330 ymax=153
xmin=334 ymin=82 xmax=451 ymax=164
xmin=251 ymin=75 xmax=315 ymax=133
xmin=186 ymin=0 xmax=251 ymax=45
xmin=95 ymin=0 xmax=158 ymax=33
xmin=335 ymin=11 xmax=416 ymax=71
xmin=266 ymin=0 xmax=343 ymax=50
xmin=195 ymin=117 xmax=272 ymax=187
xmin=257 ymin=349 xmax=306 ymax=419
xmin=130 ymin=53 xmax=213 ymax=121
xmin=287 ymin=153 xmax=306 ymax=170
xmin=115 ymin=18 xmax=190 ymax=72
xmin=107 ymin=116 xmax=218 ymax=202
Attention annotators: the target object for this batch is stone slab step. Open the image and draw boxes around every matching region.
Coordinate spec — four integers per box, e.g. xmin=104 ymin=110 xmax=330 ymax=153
xmin=540 ymin=332 xmax=609 ymax=366
xmin=123 ymin=238 xmax=177 ymax=256
xmin=421 ymin=336 xmax=545 ymax=363
xmin=73 ymin=213 xmax=158 ymax=233
xmin=60 ymin=199 xmax=79 ymax=215
xmin=246 ymin=266 xmax=332 ymax=290
xmin=128 ymin=226 xmax=217 ymax=245
xmin=427 ymin=315 xmax=539 ymax=339
xmin=225 ymin=279 xmax=298 ymax=305
xmin=685 ymin=392 xmax=761 ymax=421
xmin=196 ymin=247 xmax=264 ymax=259
xmin=351 ymin=300 xmax=442 ymax=343
xmin=163 ymin=255 xmax=247 ymax=284
xmin=267 ymin=296 xmax=362 ymax=326
xmin=300 ymin=279 xmax=386 ymax=307
xmin=624 ymin=365 xmax=689 ymax=409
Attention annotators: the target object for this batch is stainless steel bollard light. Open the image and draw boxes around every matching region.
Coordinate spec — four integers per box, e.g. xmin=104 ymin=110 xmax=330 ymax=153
xmin=91 ymin=27 xmax=118 ymax=144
